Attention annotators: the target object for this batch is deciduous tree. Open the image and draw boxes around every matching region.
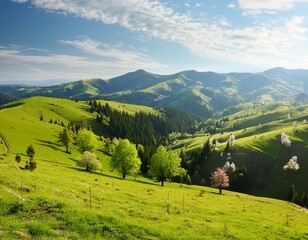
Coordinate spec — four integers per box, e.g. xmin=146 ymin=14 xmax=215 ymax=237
xmin=210 ymin=167 xmax=229 ymax=194
xmin=76 ymin=129 xmax=97 ymax=153
xmin=149 ymin=145 xmax=182 ymax=186
xmin=77 ymin=151 xmax=102 ymax=172
xmin=110 ymin=139 xmax=141 ymax=179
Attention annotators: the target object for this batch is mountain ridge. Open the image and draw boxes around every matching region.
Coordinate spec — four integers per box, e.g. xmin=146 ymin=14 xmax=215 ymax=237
xmin=1 ymin=67 xmax=308 ymax=117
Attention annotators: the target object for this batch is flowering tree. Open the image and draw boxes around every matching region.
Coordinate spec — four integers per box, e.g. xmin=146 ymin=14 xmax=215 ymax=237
xmin=223 ymin=161 xmax=236 ymax=172
xmin=210 ymin=168 xmax=229 ymax=194
xmin=283 ymin=156 xmax=299 ymax=171
xmin=281 ymin=132 xmax=291 ymax=147
xmin=77 ymin=151 xmax=102 ymax=172
xmin=228 ymin=134 xmax=236 ymax=147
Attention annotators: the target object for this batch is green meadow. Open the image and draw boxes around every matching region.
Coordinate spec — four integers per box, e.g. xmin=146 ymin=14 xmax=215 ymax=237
xmin=0 ymin=97 xmax=307 ymax=239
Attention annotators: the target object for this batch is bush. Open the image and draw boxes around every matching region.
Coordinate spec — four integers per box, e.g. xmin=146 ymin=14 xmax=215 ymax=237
xmin=15 ymin=154 xmax=21 ymax=163
xmin=77 ymin=151 xmax=102 ymax=172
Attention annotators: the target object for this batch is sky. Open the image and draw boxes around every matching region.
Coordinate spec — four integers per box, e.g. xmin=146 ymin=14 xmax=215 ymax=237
xmin=1 ymin=0 xmax=308 ymax=84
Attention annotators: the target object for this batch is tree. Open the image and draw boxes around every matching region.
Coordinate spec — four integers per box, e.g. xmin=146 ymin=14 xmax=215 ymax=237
xmin=110 ymin=139 xmax=141 ymax=179
xmin=283 ymin=156 xmax=299 ymax=171
xmin=281 ymin=132 xmax=291 ymax=147
xmin=77 ymin=151 xmax=102 ymax=172
xmin=28 ymin=159 xmax=37 ymax=171
xmin=26 ymin=145 xmax=35 ymax=160
xmin=58 ymin=127 xmax=74 ymax=153
xmin=149 ymin=145 xmax=181 ymax=186
xmin=210 ymin=168 xmax=229 ymax=194
xmin=223 ymin=160 xmax=236 ymax=172
xmin=289 ymin=184 xmax=298 ymax=203
xmin=15 ymin=153 xmax=21 ymax=163
xmin=76 ymin=129 xmax=97 ymax=153
xmin=26 ymin=145 xmax=36 ymax=171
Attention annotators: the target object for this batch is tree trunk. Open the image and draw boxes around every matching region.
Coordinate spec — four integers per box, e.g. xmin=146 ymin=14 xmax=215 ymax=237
xmin=219 ymin=188 xmax=222 ymax=194
xmin=123 ymin=172 xmax=126 ymax=179
xmin=65 ymin=145 xmax=69 ymax=153
xmin=161 ymin=179 xmax=164 ymax=186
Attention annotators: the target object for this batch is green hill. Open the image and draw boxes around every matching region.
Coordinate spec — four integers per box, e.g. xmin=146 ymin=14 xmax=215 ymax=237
xmin=171 ymin=103 xmax=308 ymax=200
xmin=1 ymin=67 xmax=308 ymax=117
xmin=0 ymin=97 xmax=307 ymax=239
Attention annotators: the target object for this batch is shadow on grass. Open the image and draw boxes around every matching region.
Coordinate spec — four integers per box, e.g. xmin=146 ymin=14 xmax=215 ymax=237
xmin=68 ymin=166 xmax=159 ymax=187
xmin=35 ymin=139 xmax=66 ymax=153
xmin=38 ymin=158 xmax=72 ymax=167
xmin=128 ymin=178 xmax=159 ymax=187
xmin=67 ymin=166 xmax=123 ymax=180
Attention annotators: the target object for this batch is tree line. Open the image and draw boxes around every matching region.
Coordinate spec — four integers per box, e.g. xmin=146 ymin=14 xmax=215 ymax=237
xmin=88 ymin=100 xmax=200 ymax=173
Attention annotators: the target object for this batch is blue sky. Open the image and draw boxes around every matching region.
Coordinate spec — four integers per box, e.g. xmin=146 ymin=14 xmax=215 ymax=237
xmin=1 ymin=0 xmax=308 ymax=84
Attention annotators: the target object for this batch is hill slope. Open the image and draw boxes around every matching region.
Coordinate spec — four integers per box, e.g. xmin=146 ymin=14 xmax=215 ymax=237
xmin=1 ymin=67 xmax=308 ymax=117
xmin=0 ymin=97 xmax=307 ymax=239
xmin=171 ymin=102 xmax=308 ymax=200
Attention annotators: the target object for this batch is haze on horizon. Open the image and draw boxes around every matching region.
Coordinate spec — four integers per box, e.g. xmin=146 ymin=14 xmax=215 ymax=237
xmin=1 ymin=0 xmax=308 ymax=84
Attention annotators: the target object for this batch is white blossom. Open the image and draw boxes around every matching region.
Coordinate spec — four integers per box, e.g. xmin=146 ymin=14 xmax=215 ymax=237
xmin=283 ymin=156 xmax=299 ymax=171
xmin=281 ymin=132 xmax=291 ymax=148
xmin=223 ymin=161 xmax=236 ymax=172
xmin=228 ymin=133 xmax=236 ymax=147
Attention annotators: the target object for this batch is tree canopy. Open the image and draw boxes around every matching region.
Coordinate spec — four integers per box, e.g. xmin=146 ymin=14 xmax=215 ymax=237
xmin=58 ymin=127 xmax=74 ymax=153
xmin=210 ymin=168 xmax=229 ymax=194
xmin=110 ymin=139 xmax=141 ymax=179
xmin=76 ymin=129 xmax=97 ymax=153
xmin=77 ymin=151 xmax=102 ymax=172
xmin=149 ymin=145 xmax=182 ymax=186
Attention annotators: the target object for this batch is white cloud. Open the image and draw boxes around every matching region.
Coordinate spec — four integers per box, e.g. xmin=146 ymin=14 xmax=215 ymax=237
xmin=227 ymin=2 xmax=237 ymax=8
xmin=0 ymin=43 xmax=167 ymax=81
xmin=237 ymin=0 xmax=308 ymax=14
xmin=8 ymin=0 xmax=308 ymax=74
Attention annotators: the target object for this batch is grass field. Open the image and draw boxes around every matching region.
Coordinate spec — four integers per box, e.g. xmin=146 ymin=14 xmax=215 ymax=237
xmin=0 ymin=97 xmax=307 ymax=239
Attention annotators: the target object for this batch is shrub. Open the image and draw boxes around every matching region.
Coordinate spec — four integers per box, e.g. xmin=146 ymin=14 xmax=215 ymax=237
xmin=15 ymin=153 xmax=21 ymax=163
xmin=77 ymin=151 xmax=102 ymax=172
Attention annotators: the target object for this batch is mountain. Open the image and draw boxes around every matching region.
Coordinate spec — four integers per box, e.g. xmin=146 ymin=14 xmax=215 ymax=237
xmin=1 ymin=67 xmax=308 ymax=117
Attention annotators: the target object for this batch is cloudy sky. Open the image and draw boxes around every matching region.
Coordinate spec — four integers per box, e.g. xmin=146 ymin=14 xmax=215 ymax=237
xmin=1 ymin=0 xmax=308 ymax=84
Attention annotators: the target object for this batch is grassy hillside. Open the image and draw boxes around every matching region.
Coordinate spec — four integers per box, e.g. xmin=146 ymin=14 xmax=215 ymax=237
xmin=95 ymin=99 xmax=157 ymax=115
xmin=0 ymin=97 xmax=307 ymax=239
xmin=171 ymin=103 xmax=308 ymax=200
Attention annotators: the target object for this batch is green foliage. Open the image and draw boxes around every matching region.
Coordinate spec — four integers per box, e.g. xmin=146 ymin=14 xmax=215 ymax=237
xmin=110 ymin=139 xmax=141 ymax=179
xmin=58 ymin=127 xmax=74 ymax=153
xmin=103 ymin=137 xmax=116 ymax=155
xmin=15 ymin=153 xmax=21 ymax=163
xmin=77 ymin=151 xmax=102 ymax=172
xmin=149 ymin=145 xmax=182 ymax=186
xmin=76 ymin=129 xmax=97 ymax=153
xmin=29 ymin=159 xmax=37 ymax=171
xmin=26 ymin=145 xmax=35 ymax=159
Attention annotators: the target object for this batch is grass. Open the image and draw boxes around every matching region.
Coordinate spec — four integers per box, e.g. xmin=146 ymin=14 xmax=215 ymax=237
xmin=0 ymin=96 xmax=307 ymax=239
xmin=1 ymin=154 xmax=308 ymax=239
xmin=171 ymin=102 xmax=308 ymax=199
xmin=95 ymin=99 xmax=157 ymax=115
